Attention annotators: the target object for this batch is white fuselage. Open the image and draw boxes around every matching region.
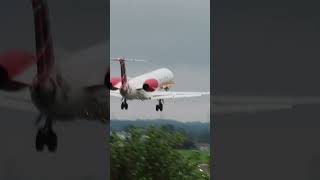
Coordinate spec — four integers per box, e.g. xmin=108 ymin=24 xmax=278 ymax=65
xmin=30 ymin=44 xmax=109 ymax=122
xmin=121 ymin=68 xmax=174 ymax=100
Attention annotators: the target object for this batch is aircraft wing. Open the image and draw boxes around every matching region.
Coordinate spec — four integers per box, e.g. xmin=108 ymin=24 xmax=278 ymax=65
xmin=110 ymin=90 xmax=123 ymax=98
xmin=150 ymin=91 xmax=210 ymax=100
xmin=0 ymin=90 xmax=37 ymax=113
xmin=213 ymin=95 xmax=320 ymax=115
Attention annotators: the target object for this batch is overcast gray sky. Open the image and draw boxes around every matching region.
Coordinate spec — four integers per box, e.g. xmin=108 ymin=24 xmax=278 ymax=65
xmin=110 ymin=0 xmax=210 ymax=122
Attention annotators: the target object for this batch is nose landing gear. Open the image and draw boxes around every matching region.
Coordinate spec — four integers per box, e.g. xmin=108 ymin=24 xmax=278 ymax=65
xmin=156 ymin=99 xmax=163 ymax=111
xmin=35 ymin=116 xmax=57 ymax=152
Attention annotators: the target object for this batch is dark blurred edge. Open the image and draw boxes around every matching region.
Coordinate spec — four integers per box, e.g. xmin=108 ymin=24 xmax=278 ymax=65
xmin=210 ymin=0 xmax=320 ymax=180
xmin=210 ymin=0 xmax=214 ymax=178
xmin=106 ymin=0 xmax=110 ymax=180
xmin=0 ymin=1 xmax=111 ymax=179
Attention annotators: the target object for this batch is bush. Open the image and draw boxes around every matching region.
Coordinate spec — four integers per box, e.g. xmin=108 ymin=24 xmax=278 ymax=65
xmin=111 ymin=125 xmax=209 ymax=180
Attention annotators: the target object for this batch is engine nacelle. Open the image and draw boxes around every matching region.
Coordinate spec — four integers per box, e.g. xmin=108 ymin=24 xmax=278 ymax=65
xmin=104 ymin=70 xmax=110 ymax=88
xmin=0 ymin=50 xmax=35 ymax=88
xmin=110 ymin=77 xmax=121 ymax=90
xmin=142 ymin=78 xmax=158 ymax=92
xmin=0 ymin=66 xmax=9 ymax=86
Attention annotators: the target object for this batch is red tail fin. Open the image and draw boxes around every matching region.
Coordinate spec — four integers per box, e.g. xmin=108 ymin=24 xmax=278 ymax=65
xmin=119 ymin=59 xmax=128 ymax=90
xmin=111 ymin=57 xmax=145 ymax=90
xmin=31 ymin=0 xmax=55 ymax=79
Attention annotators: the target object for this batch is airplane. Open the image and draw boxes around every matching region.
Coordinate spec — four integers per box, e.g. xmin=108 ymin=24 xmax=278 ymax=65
xmin=0 ymin=0 xmax=108 ymax=152
xmin=109 ymin=58 xmax=320 ymax=114
xmin=109 ymin=57 xmax=210 ymax=111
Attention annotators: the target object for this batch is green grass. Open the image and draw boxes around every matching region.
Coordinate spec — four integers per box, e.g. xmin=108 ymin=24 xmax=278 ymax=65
xmin=177 ymin=149 xmax=210 ymax=164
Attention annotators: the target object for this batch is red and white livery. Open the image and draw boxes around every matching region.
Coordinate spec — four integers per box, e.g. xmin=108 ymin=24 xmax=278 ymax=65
xmin=110 ymin=57 xmax=320 ymax=115
xmin=110 ymin=57 xmax=209 ymax=111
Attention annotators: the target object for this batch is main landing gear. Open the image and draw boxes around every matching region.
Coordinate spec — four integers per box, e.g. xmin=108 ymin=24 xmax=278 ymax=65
xmin=156 ymin=99 xmax=164 ymax=112
xmin=35 ymin=115 xmax=57 ymax=152
xmin=121 ymin=98 xmax=128 ymax=110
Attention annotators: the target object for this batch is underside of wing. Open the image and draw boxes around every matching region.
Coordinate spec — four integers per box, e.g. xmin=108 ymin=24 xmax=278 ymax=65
xmin=150 ymin=91 xmax=210 ymax=100
xmin=0 ymin=90 xmax=37 ymax=113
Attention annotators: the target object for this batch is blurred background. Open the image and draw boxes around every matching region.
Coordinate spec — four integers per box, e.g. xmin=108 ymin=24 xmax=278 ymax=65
xmin=213 ymin=0 xmax=320 ymax=179
xmin=0 ymin=1 xmax=108 ymax=179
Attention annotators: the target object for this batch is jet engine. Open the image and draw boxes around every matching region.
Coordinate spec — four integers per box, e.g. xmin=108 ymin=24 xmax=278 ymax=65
xmin=110 ymin=77 xmax=121 ymax=90
xmin=0 ymin=50 xmax=35 ymax=89
xmin=142 ymin=78 xmax=158 ymax=92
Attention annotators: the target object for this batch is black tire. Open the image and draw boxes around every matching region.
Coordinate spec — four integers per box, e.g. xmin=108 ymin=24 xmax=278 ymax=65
xmin=47 ymin=131 xmax=57 ymax=152
xmin=156 ymin=105 xmax=159 ymax=111
xmin=121 ymin=103 xmax=124 ymax=110
xmin=35 ymin=130 xmax=45 ymax=152
xmin=159 ymin=104 xmax=163 ymax=111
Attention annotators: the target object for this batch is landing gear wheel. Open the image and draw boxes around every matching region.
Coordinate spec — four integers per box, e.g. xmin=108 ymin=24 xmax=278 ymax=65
xmin=47 ymin=130 xmax=58 ymax=152
xmin=159 ymin=104 xmax=163 ymax=111
xmin=35 ymin=129 xmax=45 ymax=152
xmin=35 ymin=117 xmax=57 ymax=152
xmin=121 ymin=99 xmax=128 ymax=110
xmin=156 ymin=99 xmax=164 ymax=112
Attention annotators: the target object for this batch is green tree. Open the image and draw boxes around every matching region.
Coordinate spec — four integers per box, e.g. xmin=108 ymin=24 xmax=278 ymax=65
xmin=111 ymin=126 xmax=209 ymax=180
